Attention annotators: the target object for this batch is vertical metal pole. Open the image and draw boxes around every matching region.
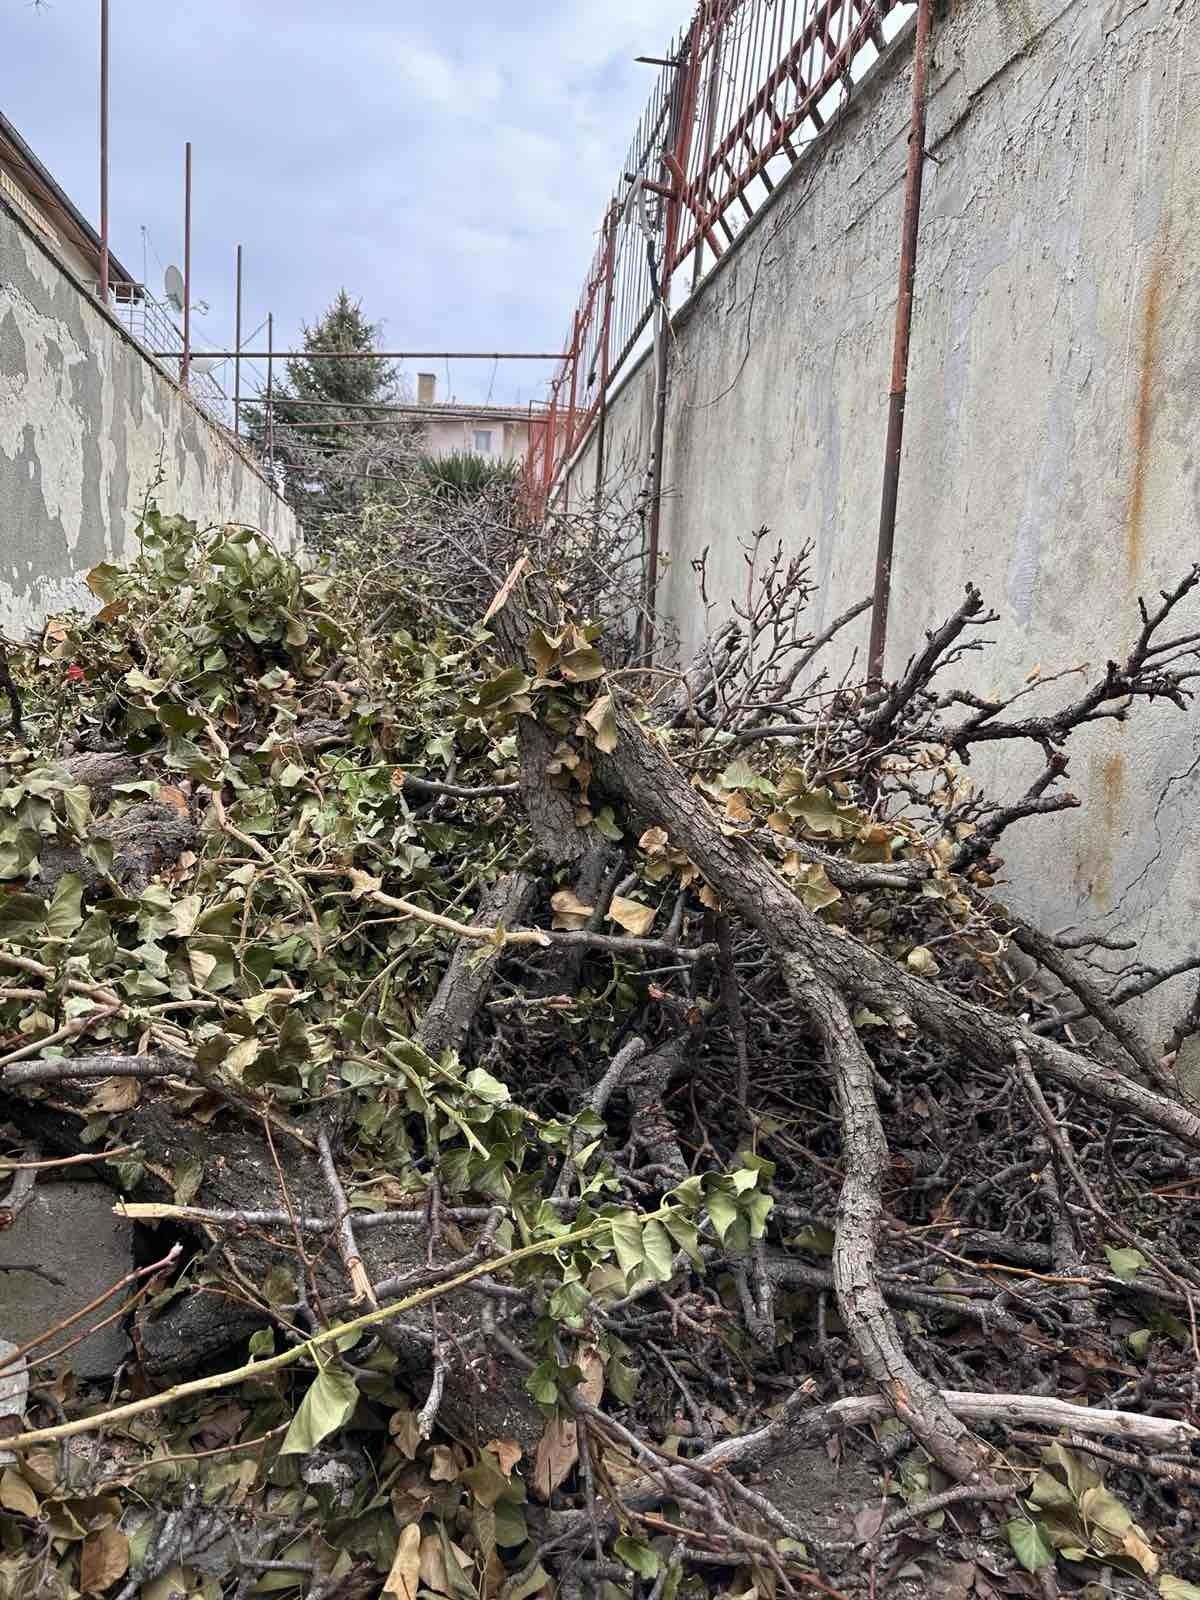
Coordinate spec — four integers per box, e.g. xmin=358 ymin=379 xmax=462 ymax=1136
xmin=592 ymin=201 xmax=618 ymax=515
xmin=234 ymin=243 xmax=243 ymax=436
xmin=181 ymin=142 xmax=192 ymax=389
xmin=564 ymin=311 xmax=581 ymax=463
xmin=266 ymin=311 xmax=275 ymax=468
xmin=692 ymin=4 xmax=723 ymax=293
xmin=641 ymin=308 xmax=670 ymax=663
xmin=99 ymin=0 xmax=110 ymax=303
xmin=868 ymin=0 xmax=933 ymax=683
xmin=640 ymin=23 xmax=701 ymax=663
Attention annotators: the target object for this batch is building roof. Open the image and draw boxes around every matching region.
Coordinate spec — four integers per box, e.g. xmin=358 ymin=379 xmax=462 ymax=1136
xmin=0 ymin=110 xmax=137 ymax=290
xmin=399 ymin=403 xmax=532 ymax=425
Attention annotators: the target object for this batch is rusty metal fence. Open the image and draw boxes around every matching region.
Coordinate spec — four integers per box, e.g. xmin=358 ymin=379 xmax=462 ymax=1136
xmin=525 ymin=0 xmax=912 ymax=509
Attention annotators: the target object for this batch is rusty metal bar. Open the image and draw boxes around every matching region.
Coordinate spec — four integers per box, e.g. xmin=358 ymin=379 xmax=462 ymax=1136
xmin=239 ymin=397 xmax=532 ymax=413
xmin=266 ymin=312 xmax=274 ymax=468
xmin=154 ymin=349 xmax=566 ymax=361
xmin=233 ymin=244 xmax=243 ymax=437
xmin=181 ymin=142 xmax=192 ymax=390
xmin=868 ymin=0 xmax=933 ymax=682
xmin=691 ymin=9 xmax=725 ymax=289
xmin=565 ymin=312 xmax=582 ymax=460
xmin=593 ymin=202 xmax=618 ymax=513
xmin=640 ymin=20 xmax=700 ymax=663
xmin=99 ymin=0 xmax=110 ymax=303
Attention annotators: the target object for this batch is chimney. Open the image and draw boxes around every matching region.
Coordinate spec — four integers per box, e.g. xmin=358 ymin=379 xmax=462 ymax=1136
xmin=417 ymin=372 xmax=436 ymax=406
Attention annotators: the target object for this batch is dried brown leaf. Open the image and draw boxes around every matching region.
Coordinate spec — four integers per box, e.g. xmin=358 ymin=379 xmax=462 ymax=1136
xmin=383 ymin=1522 xmax=422 ymax=1600
xmin=79 ymin=1525 xmax=129 ymax=1594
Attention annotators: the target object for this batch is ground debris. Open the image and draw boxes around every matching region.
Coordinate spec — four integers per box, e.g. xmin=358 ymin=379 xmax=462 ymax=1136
xmin=1 ymin=509 xmax=1199 ymax=1597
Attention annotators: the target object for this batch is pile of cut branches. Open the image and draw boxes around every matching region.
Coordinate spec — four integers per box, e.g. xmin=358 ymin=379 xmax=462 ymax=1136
xmin=1 ymin=507 xmax=1199 ymax=1600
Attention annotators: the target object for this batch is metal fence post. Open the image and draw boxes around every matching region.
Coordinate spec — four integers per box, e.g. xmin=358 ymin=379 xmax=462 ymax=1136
xmin=592 ymin=201 xmax=619 ymax=515
xmin=868 ymin=0 xmax=934 ymax=682
xmin=181 ymin=142 xmax=192 ymax=390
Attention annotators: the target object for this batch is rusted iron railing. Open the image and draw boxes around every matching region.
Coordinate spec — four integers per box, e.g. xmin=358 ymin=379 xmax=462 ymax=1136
xmin=525 ymin=0 xmax=913 ymax=514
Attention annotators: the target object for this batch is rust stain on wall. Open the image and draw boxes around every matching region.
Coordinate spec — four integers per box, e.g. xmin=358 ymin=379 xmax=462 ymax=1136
xmin=1125 ymin=248 xmax=1167 ymax=577
xmin=1075 ymin=748 xmax=1125 ymax=911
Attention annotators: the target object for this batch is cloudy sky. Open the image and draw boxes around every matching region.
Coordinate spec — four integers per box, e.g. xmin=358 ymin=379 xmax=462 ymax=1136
xmin=4 ymin=0 xmax=688 ymax=404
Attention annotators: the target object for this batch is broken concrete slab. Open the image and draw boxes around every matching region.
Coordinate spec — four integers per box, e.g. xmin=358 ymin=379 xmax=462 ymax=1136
xmin=0 ymin=1337 xmax=27 ymax=1464
xmin=0 ymin=1182 xmax=133 ymax=1377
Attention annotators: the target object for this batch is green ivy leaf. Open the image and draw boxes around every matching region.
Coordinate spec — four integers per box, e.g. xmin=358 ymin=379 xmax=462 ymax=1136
xmin=1005 ymin=1519 xmax=1054 ymax=1572
xmin=614 ymin=1537 xmax=660 ymax=1580
xmin=707 ymin=1188 xmax=738 ymax=1243
xmin=641 ymin=1219 xmax=675 ymax=1281
xmin=609 ymin=1211 xmax=647 ymax=1280
xmin=465 ymin=1067 xmax=510 ymax=1105
xmin=0 ymin=893 xmax=46 ymax=942
xmin=1104 ymin=1245 xmax=1147 ymax=1281
xmin=1160 ymin=1578 xmax=1200 ymax=1599
xmin=45 ymin=873 xmax=84 ymax=938
xmin=1028 ymin=1470 xmax=1076 ymax=1511
xmin=279 ymin=1365 xmax=359 ymax=1455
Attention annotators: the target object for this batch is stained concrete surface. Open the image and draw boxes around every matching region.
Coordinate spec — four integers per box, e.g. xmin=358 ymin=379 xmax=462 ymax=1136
xmin=0 ymin=193 xmax=299 ymax=638
xmin=0 ymin=1338 xmax=27 ymax=1463
xmin=0 ymin=1183 xmax=133 ymax=1377
xmin=564 ymin=0 xmax=1200 ymax=1044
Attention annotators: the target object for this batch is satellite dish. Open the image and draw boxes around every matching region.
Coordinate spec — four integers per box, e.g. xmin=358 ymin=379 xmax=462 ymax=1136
xmin=189 ymin=356 xmax=221 ymax=376
xmin=164 ymin=265 xmax=184 ymax=312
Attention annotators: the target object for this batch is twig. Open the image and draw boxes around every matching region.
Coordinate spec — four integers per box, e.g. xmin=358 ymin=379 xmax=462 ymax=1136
xmin=0 ymin=1244 xmax=182 ymax=1375
xmin=315 ymin=1128 xmax=376 ymax=1306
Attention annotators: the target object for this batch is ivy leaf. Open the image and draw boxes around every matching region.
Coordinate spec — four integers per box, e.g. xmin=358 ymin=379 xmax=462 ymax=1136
xmin=609 ymin=1211 xmax=647 ymax=1280
xmin=560 ymin=645 xmax=605 ymax=683
xmin=607 ymin=895 xmax=655 ymax=937
xmin=1079 ymin=1484 xmax=1132 ymax=1536
xmin=1043 ymin=1442 xmax=1100 ymax=1497
xmin=467 ymin=667 xmax=531 ymax=714
xmin=79 ymin=1526 xmax=130 ymax=1594
xmin=584 ymin=692 xmax=618 ymax=754
xmin=0 ymin=1469 xmax=38 ymax=1518
xmin=85 ymin=562 xmax=122 ymax=602
xmin=744 ymin=1191 xmax=774 ymax=1239
xmin=707 ymin=1187 xmax=738 ymax=1243
xmin=506 ymin=1562 xmax=551 ymax=1600
xmin=46 ymin=873 xmax=84 ymax=938
xmin=1028 ymin=1469 xmax=1076 ymax=1511
xmin=1104 ymin=1245 xmax=1147 ymax=1281
xmin=550 ymin=888 xmax=594 ymax=930
xmin=0 ymin=894 xmax=46 ymax=942
xmin=526 ymin=1359 xmax=561 ymax=1409
xmin=641 ymin=1219 xmax=675 ymax=1281
xmin=906 ymin=945 xmax=940 ymax=976
xmin=614 ymin=1537 xmax=660 ymax=1579
xmin=465 ymin=1067 xmax=510 ymax=1105
xmin=1005 ymin=1518 xmax=1054 ymax=1572
xmin=382 ymin=1522 xmax=421 ymax=1600
xmin=279 ymin=1365 xmax=360 ymax=1456
xmin=1160 ymin=1578 xmax=1200 ymax=1598
xmin=172 ymin=1157 xmax=204 ymax=1206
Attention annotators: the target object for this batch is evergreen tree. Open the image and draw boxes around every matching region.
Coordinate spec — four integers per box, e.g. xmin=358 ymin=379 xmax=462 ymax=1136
xmin=246 ymin=291 xmax=418 ymax=527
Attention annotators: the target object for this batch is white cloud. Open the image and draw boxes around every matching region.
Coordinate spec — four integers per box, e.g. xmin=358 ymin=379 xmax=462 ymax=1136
xmin=1 ymin=0 xmax=698 ymax=402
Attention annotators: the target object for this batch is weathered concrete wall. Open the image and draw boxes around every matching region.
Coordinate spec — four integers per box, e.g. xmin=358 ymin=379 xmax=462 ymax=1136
xmin=0 ymin=194 xmax=299 ymax=636
xmin=565 ymin=0 xmax=1200 ymax=1040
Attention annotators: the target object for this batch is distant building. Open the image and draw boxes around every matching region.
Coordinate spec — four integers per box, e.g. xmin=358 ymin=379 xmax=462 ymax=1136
xmin=412 ymin=373 xmax=530 ymax=465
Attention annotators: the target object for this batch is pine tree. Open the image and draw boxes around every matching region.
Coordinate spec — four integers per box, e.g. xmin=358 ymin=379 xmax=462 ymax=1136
xmin=246 ymin=291 xmax=418 ymax=526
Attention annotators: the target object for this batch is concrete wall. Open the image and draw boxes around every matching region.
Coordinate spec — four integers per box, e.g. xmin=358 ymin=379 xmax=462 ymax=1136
xmin=0 ymin=193 xmax=299 ymax=637
xmin=565 ymin=0 xmax=1200 ymax=1041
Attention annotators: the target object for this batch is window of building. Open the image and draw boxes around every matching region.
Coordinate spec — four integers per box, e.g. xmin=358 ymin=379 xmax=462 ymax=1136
xmin=473 ymin=430 xmax=493 ymax=455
